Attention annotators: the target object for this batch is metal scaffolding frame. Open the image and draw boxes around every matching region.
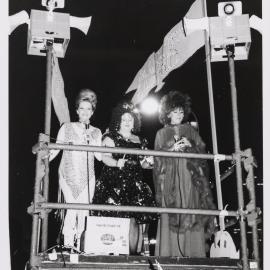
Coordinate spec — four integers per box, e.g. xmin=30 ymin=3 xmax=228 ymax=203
xmin=27 ymin=3 xmax=261 ymax=269
xmin=29 ymin=140 xmax=260 ymax=270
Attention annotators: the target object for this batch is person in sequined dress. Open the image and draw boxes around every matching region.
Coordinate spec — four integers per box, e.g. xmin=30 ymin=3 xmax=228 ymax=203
xmin=92 ymin=101 xmax=157 ymax=254
xmin=49 ymin=89 xmax=102 ymax=249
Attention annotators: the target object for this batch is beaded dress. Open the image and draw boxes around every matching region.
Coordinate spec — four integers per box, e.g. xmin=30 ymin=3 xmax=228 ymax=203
xmin=92 ymin=131 xmax=157 ymax=223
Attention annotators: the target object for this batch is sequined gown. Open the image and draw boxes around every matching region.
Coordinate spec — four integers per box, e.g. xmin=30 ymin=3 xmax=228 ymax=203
xmin=92 ymin=132 xmax=157 ymax=224
xmin=51 ymin=122 xmax=102 ymax=246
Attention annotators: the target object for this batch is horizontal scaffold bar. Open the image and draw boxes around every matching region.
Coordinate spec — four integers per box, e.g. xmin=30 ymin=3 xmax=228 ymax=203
xmin=38 ymin=202 xmax=239 ymax=217
xmin=47 ymin=143 xmax=234 ymax=160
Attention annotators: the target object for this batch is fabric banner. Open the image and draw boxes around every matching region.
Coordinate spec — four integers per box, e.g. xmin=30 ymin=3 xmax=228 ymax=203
xmin=52 ymin=53 xmax=70 ymax=125
xmin=125 ymin=0 xmax=205 ymax=105
xmin=126 ymin=53 xmax=157 ymax=105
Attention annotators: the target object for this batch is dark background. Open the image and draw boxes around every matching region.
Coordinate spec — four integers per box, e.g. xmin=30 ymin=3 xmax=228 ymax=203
xmin=9 ymin=0 xmax=262 ymax=269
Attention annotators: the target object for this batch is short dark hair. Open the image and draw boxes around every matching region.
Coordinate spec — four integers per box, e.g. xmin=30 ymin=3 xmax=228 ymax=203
xmin=75 ymin=88 xmax=97 ymax=111
xmin=109 ymin=101 xmax=141 ymax=133
xmin=159 ymin=90 xmax=191 ymax=125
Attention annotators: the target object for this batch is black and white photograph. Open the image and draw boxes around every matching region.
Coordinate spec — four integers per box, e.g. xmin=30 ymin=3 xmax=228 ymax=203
xmin=3 ymin=0 xmax=269 ymax=269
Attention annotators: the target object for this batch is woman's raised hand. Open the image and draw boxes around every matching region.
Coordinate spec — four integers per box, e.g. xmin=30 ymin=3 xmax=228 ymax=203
xmin=117 ymin=158 xmax=127 ymax=169
xmin=173 ymin=137 xmax=191 ymax=152
xmin=180 ymin=137 xmax=192 ymax=147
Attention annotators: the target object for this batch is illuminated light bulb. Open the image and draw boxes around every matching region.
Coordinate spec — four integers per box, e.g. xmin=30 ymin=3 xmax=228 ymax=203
xmin=224 ymin=3 xmax=235 ymax=15
xmin=140 ymin=97 xmax=159 ymax=115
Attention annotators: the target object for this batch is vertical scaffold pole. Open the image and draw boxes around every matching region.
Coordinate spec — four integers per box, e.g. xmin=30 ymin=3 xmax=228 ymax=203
xmin=29 ymin=138 xmax=44 ymax=267
xmin=226 ymin=46 xmax=249 ymax=270
xmin=202 ymin=0 xmax=224 ymax=221
xmin=41 ymin=42 xmax=53 ymax=251
xmin=249 ymin=168 xmax=260 ymax=267
xmin=245 ymin=149 xmax=260 ymax=268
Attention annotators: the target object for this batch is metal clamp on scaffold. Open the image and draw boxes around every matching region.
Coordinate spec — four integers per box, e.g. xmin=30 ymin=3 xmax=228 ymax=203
xmin=32 ymin=133 xmax=50 ymax=154
xmin=214 ymin=154 xmax=226 ymax=162
xmin=27 ymin=194 xmax=52 ymax=218
xmin=237 ymin=207 xmax=249 ymax=221
xmin=219 ymin=209 xmax=229 ymax=217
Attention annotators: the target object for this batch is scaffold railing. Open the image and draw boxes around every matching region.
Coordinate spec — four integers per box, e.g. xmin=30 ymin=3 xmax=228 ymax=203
xmin=28 ymin=140 xmax=260 ymax=270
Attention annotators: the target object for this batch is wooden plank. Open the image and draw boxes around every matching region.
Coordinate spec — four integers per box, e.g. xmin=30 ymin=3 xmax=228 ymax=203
xmin=37 ymin=254 xmax=242 ymax=270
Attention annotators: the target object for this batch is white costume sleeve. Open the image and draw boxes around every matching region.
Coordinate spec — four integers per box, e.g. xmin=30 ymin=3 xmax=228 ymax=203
xmin=49 ymin=123 xmax=66 ymax=162
xmin=93 ymin=128 xmax=102 ymax=161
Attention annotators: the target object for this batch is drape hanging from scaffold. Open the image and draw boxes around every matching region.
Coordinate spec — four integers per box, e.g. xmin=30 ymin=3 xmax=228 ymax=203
xmin=125 ymin=0 xmax=205 ymax=105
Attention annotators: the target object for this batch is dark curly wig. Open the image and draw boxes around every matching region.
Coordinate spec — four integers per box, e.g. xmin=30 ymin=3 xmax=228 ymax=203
xmin=109 ymin=101 xmax=141 ymax=134
xmin=159 ymin=91 xmax=191 ymax=125
xmin=75 ymin=88 xmax=97 ymax=111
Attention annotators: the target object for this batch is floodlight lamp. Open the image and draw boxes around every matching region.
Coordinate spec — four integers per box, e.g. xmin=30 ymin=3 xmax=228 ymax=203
xmin=140 ymin=97 xmax=159 ymax=115
xmin=218 ymin=1 xmax=242 ymax=17
xmin=27 ymin=9 xmax=91 ymax=58
xmin=223 ymin=3 xmax=235 ymax=15
xmin=208 ymin=1 xmax=252 ymax=62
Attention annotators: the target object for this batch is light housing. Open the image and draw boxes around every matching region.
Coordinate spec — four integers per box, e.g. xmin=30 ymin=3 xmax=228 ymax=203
xmin=27 ymin=9 xmax=70 ymax=58
xmin=209 ymin=14 xmax=251 ymax=62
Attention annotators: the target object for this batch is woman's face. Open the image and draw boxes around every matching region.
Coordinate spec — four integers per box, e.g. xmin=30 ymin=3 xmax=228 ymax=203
xmin=77 ymin=101 xmax=93 ymax=123
xmin=120 ymin=112 xmax=134 ymax=132
xmin=168 ymin=107 xmax=184 ymax=125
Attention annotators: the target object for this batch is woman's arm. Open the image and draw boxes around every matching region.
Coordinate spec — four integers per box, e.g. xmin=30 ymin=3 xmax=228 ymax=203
xmin=140 ymin=156 xmax=154 ymax=169
xmin=49 ymin=123 xmax=66 ymax=161
xmin=138 ymin=136 xmax=154 ymax=169
xmin=93 ymin=128 xmax=102 ymax=161
xmin=101 ymin=136 xmax=126 ymax=169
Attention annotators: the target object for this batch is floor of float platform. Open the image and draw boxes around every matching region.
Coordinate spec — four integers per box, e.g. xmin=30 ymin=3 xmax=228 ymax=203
xmin=35 ymin=253 xmax=242 ymax=270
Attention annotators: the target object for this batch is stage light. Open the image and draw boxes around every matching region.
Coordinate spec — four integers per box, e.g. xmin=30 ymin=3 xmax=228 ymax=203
xmin=26 ymin=0 xmax=92 ymax=58
xmin=218 ymin=1 xmax=242 ymax=17
xmin=209 ymin=1 xmax=250 ymax=62
xmin=224 ymin=3 xmax=234 ymax=15
xmin=140 ymin=97 xmax=159 ymax=115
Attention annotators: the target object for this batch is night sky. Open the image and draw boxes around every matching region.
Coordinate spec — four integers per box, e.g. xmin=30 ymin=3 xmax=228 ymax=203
xmin=8 ymin=0 xmax=262 ymax=269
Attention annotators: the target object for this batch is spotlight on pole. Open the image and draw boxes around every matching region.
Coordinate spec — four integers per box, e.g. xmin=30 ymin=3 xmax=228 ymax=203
xmin=183 ymin=1 xmax=253 ymax=62
xmin=209 ymin=1 xmax=251 ymax=62
xmin=26 ymin=0 xmax=92 ymax=58
xmin=218 ymin=1 xmax=242 ymax=17
xmin=140 ymin=97 xmax=159 ymax=115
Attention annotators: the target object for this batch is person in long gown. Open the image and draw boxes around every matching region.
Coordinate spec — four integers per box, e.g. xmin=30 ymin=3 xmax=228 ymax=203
xmin=92 ymin=101 xmax=158 ymax=254
xmin=153 ymin=91 xmax=216 ymax=257
xmin=49 ymin=88 xmax=102 ymax=249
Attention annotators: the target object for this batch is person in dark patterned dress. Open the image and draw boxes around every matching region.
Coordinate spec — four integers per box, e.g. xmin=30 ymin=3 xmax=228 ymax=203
xmin=92 ymin=101 xmax=157 ymax=254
